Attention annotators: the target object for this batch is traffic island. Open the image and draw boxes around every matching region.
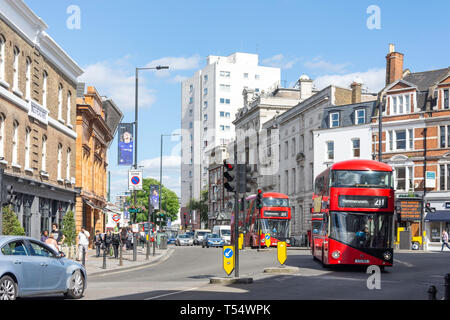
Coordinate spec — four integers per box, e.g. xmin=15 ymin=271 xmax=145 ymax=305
xmin=263 ymin=266 xmax=300 ymax=274
xmin=209 ymin=277 xmax=253 ymax=285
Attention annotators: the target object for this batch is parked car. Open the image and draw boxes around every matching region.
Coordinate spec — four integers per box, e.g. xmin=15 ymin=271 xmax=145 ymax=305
xmin=175 ymin=234 xmax=194 ymax=246
xmin=193 ymin=229 xmax=211 ymax=245
xmin=0 ymin=236 xmax=87 ymax=300
xmin=202 ymin=233 xmax=225 ymax=248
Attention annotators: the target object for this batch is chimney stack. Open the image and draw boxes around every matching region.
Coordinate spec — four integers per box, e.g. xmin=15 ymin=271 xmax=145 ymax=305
xmin=385 ymin=44 xmax=404 ymax=85
xmin=298 ymin=74 xmax=313 ymax=101
xmin=351 ymin=81 xmax=362 ymax=104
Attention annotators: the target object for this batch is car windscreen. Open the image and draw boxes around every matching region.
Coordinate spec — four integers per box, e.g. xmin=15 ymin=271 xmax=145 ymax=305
xmin=221 ymin=230 xmax=231 ymax=236
xmin=209 ymin=234 xmax=220 ymax=238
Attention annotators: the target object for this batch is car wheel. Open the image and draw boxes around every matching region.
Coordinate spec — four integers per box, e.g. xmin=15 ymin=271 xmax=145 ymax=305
xmin=65 ymin=270 xmax=85 ymax=299
xmin=412 ymin=242 xmax=420 ymax=250
xmin=0 ymin=275 xmax=17 ymax=300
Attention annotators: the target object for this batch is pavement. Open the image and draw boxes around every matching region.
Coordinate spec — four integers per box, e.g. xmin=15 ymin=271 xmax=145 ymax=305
xmin=70 ymin=243 xmax=175 ymax=276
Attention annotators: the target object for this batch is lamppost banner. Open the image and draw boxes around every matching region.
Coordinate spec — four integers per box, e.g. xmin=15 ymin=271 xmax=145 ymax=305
xmin=150 ymin=185 xmax=160 ymax=209
xmin=118 ymin=123 xmax=134 ymax=166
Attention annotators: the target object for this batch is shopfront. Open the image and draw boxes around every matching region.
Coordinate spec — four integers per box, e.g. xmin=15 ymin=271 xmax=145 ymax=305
xmin=424 ymin=208 xmax=450 ymax=251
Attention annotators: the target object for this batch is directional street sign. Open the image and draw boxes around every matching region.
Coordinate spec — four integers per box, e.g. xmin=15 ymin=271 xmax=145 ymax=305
xmin=277 ymin=241 xmax=287 ymax=265
xmin=265 ymin=233 xmax=271 ymax=247
xmin=223 ymin=246 xmax=235 ymax=276
xmin=128 ymin=170 xmax=143 ymax=191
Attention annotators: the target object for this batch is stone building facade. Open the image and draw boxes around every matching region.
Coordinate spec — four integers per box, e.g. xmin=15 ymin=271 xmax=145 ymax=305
xmin=0 ymin=0 xmax=83 ymax=237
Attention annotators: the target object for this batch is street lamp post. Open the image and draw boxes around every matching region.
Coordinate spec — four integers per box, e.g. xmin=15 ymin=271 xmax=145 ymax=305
xmin=133 ymin=65 xmax=169 ymax=261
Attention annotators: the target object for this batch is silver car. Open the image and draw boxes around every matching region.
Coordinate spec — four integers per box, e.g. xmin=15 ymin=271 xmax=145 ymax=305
xmin=0 ymin=236 xmax=87 ymax=300
xmin=175 ymin=234 xmax=194 ymax=246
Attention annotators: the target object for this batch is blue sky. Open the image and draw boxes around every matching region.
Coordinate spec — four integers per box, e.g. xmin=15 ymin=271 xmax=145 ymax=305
xmin=26 ymin=0 xmax=450 ymax=202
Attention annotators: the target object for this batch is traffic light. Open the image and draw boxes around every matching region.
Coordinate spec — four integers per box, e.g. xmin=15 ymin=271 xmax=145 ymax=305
xmin=256 ymin=189 xmax=263 ymax=209
xmin=237 ymin=164 xmax=252 ymax=193
xmin=2 ymin=184 xmax=13 ymax=207
xmin=223 ymin=160 xmax=236 ymax=193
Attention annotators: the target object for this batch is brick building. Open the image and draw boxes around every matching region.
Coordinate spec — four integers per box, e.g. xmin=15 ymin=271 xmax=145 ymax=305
xmin=0 ymin=0 xmax=83 ymax=237
xmin=75 ymin=85 xmax=122 ymax=243
xmin=373 ymin=44 xmax=450 ymax=251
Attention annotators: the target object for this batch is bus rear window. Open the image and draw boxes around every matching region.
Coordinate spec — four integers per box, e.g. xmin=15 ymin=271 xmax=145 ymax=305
xmin=331 ymin=170 xmax=393 ymax=189
xmin=263 ymin=197 xmax=289 ymax=207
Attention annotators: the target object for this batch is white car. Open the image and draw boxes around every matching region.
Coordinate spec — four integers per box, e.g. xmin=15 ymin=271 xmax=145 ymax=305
xmin=175 ymin=234 xmax=194 ymax=246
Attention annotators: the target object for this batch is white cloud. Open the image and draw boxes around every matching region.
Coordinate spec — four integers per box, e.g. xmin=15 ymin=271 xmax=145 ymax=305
xmin=262 ymin=54 xmax=299 ymax=70
xmin=304 ymin=57 xmax=350 ymax=74
xmin=313 ymin=68 xmax=385 ymax=93
xmin=170 ymin=75 xmax=189 ymax=83
xmin=145 ymin=55 xmax=202 ymax=71
xmin=139 ymin=155 xmax=181 ymax=170
xmin=80 ymin=57 xmax=156 ymax=111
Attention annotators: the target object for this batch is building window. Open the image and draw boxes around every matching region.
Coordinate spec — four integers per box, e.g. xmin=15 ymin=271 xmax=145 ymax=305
xmin=67 ymin=91 xmax=72 ymax=125
xmin=443 ymin=89 xmax=449 ymax=109
xmin=395 ymin=130 xmax=406 ymax=150
xmin=66 ymin=148 xmax=71 ymax=180
xmin=203 ymin=101 xmax=208 ymax=109
xmin=352 ymin=138 xmax=360 ymax=158
xmin=284 ymin=141 xmax=289 ymax=159
xmin=255 ymin=74 xmax=260 ymax=80
xmin=0 ymin=114 xmax=4 ymax=159
xmin=25 ymin=58 xmax=31 ymax=100
xmin=189 ymin=84 xmax=193 ymax=92
xmin=41 ymin=135 xmax=47 ymax=172
xmin=58 ymin=84 xmax=63 ymax=121
xmin=189 ymin=97 xmax=193 ymax=104
xmin=388 ymin=130 xmax=393 ymax=151
xmin=220 ymin=84 xmax=230 ymax=91
xmin=285 ymin=170 xmax=289 ymax=194
xmin=355 ymin=109 xmax=365 ymax=124
xmin=12 ymin=120 xmax=18 ymax=165
xmin=395 ymin=167 xmax=406 ymax=190
xmin=204 ymin=75 xmax=208 ymax=82
xmin=203 ymin=88 xmax=208 ymax=95
xmin=390 ymin=94 xmax=411 ymax=115
xmin=439 ymin=164 xmax=450 ymax=191
xmin=0 ymin=35 xmax=4 ymax=81
xmin=409 ymin=129 xmax=414 ymax=149
xmin=439 ymin=126 xmax=450 ymax=148
xmin=220 ymin=71 xmax=230 ymax=77
xmin=13 ymin=46 xmax=20 ymax=91
xmin=292 ymin=168 xmax=296 ymax=193
xmin=292 ymin=138 xmax=296 ymax=156
xmin=330 ymin=112 xmax=339 ymax=128
xmin=42 ymin=71 xmax=48 ymax=108
xmin=57 ymin=143 xmax=62 ymax=180
xmin=25 ymin=127 xmax=31 ymax=169
xmin=327 ymin=141 xmax=334 ymax=160
xmin=243 ymin=73 xmax=249 ymax=79
xmin=220 ymin=98 xmax=230 ymax=104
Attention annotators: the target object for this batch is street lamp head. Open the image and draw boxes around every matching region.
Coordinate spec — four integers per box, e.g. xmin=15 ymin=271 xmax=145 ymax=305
xmin=156 ymin=65 xmax=169 ymax=70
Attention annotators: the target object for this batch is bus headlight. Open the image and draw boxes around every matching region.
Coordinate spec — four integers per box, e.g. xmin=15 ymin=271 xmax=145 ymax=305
xmin=331 ymin=250 xmax=341 ymax=259
xmin=383 ymin=251 xmax=392 ymax=261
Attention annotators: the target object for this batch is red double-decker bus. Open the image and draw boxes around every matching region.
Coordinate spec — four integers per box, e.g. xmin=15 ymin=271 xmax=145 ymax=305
xmin=232 ymin=192 xmax=291 ymax=248
xmin=311 ymin=160 xmax=395 ymax=268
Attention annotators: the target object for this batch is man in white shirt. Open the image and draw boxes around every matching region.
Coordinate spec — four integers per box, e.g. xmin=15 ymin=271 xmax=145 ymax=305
xmin=77 ymin=227 xmax=90 ymax=261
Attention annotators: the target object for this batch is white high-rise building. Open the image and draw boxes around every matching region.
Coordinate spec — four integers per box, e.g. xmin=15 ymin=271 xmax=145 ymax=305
xmin=180 ymin=53 xmax=280 ymax=208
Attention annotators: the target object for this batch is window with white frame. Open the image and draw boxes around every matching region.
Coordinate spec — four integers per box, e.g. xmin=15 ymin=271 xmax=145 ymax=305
xmin=220 ymin=71 xmax=230 ymax=77
xmin=352 ymin=138 xmax=360 ymax=157
xmin=203 ymin=88 xmax=208 ymax=95
xmin=220 ymin=84 xmax=230 ymax=92
xmin=327 ymin=141 xmax=334 ymax=160
xmin=0 ymin=35 xmax=4 ymax=82
xmin=58 ymin=84 xmax=63 ymax=121
xmin=12 ymin=121 xmax=18 ymax=165
xmin=25 ymin=57 xmax=31 ymax=100
xmin=443 ymin=89 xmax=449 ymax=110
xmin=41 ymin=135 xmax=47 ymax=172
xmin=220 ymin=98 xmax=230 ymax=104
xmin=25 ymin=127 xmax=31 ymax=169
xmin=439 ymin=126 xmax=450 ymax=148
xmin=57 ymin=143 xmax=62 ymax=180
xmin=355 ymin=109 xmax=365 ymax=124
xmin=0 ymin=114 xmax=3 ymax=159
xmin=42 ymin=71 xmax=48 ymax=108
xmin=439 ymin=164 xmax=450 ymax=191
xmin=394 ymin=166 xmax=413 ymax=191
xmin=243 ymin=73 xmax=249 ymax=79
xmin=67 ymin=91 xmax=72 ymax=125
xmin=329 ymin=112 xmax=339 ymax=128
xmin=284 ymin=141 xmax=289 ymax=159
xmin=13 ymin=46 xmax=20 ymax=92
xmin=388 ymin=129 xmax=413 ymax=151
xmin=203 ymin=101 xmax=208 ymax=109
xmin=390 ymin=94 xmax=412 ymax=115
xmin=66 ymin=148 xmax=71 ymax=180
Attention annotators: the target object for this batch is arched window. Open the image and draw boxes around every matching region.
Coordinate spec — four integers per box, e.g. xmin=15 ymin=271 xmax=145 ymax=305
xmin=41 ymin=135 xmax=47 ymax=172
xmin=25 ymin=127 xmax=31 ymax=169
xmin=12 ymin=120 xmax=19 ymax=165
xmin=13 ymin=46 xmax=20 ymax=92
xmin=66 ymin=147 xmax=71 ymax=180
xmin=67 ymin=91 xmax=72 ymax=125
xmin=57 ymin=143 xmax=62 ymax=180
xmin=25 ymin=57 xmax=31 ymax=100
xmin=42 ymin=71 xmax=48 ymax=108
xmin=0 ymin=35 xmax=5 ymax=82
xmin=58 ymin=84 xmax=63 ymax=121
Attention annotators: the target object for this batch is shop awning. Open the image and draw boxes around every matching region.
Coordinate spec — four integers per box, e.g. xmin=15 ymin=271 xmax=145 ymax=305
xmin=424 ymin=210 xmax=450 ymax=222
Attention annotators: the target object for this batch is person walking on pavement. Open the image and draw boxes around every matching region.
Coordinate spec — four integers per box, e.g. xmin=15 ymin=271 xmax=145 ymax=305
xmin=441 ymin=230 xmax=450 ymax=252
xmin=112 ymin=230 xmax=120 ymax=259
xmin=51 ymin=223 xmax=65 ymax=247
xmin=127 ymin=229 xmax=133 ymax=250
xmin=94 ymin=230 xmax=102 ymax=257
xmin=77 ymin=227 xmax=90 ymax=261
xmin=105 ymin=230 xmax=113 ymax=256
xmin=45 ymin=233 xmax=59 ymax=253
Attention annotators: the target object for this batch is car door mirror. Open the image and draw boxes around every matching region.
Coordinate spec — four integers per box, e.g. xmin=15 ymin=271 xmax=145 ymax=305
xmin=56 ymin=252 xmax=66 ymax=259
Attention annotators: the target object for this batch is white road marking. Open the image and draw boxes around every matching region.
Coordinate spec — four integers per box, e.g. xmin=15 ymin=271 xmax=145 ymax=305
xmin=394 ymin=259 xmax=414 ymax=267
xmin=144 ymin=286 xmax=200 ymax=300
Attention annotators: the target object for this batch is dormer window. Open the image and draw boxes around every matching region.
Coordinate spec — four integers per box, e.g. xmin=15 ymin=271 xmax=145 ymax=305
xmin=329 ymin=112 xmax=339 ymax=128
xmin=355 ymin=109 xmax=365 ymax=124
xmin=390 ymin=93 xmax=411 ymax=115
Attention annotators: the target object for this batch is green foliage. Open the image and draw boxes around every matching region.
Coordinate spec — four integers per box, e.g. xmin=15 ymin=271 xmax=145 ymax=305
xmin=62 ymin=210 xmax=76 ymax=246
xmin=188 ymin=190 xmax=209 ymax=225
xmin=127 ymin=178 xmax=180 ymax=224
xmin=2 ymin=206 xmax=25 ymax=236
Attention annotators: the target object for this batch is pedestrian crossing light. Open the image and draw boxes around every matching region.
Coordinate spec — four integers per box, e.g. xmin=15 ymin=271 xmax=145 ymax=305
xmin=257 ymin=189 xmax=263 ymax=209
xmin=223 ymin=160 xmax=236 ymax=193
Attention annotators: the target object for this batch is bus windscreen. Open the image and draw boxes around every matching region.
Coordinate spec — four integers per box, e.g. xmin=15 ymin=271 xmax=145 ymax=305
xmin=263 ymin=197 xmax=289 ymax=207
xmin=331 ymin=170 xmax=393 ymax=189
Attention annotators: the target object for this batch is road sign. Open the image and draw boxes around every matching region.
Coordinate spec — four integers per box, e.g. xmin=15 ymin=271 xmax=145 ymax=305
xmin=128 ymin=170 xmax=143 ymax=191
xmin=277 ymin=241 xmax=287 ymax=265
xmin=265 ymin=233 xmax=271 ymax=247
xmin=112 ymin=214 xmax=120 ymax=223
xmin=223 ymin=246 xmax=235 ymax=276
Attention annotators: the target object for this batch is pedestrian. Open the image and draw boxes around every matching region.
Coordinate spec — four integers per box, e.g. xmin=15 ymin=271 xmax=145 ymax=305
xmin=127 ymin=229 xmax=133 ymax=250
xmin=441 ymin=230 xmax=450 ymax=252
xmin=77 ymin=227 xmax=90 ymax=261
xmin=45 ymin=233 xmax=59 ymax=253
xmin=94 ymin=230 xmax=102 ymax=257
xmin=105 ymin=230 xmax=112 ymax=255
xmin=40 ymin=230 xmax=49 ymax=243
xmin=51 ymin=223 xmax=65 ymax=247
xmin=112 ymin=230 xmax=120 ymax=258
xmin=120 ymin=227 xmax=127 ymax=250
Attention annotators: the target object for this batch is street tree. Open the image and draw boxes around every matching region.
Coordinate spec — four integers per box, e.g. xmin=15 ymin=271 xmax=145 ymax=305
xmin=2 ymin=206 xmax=25 ymax=236
xmin=188 ymin=190 xmax=209 ymax=227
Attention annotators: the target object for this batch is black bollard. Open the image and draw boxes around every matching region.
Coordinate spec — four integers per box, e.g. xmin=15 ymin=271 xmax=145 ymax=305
xmin=102 ymin=246 xmax=107 ymax=269
xmin=427 ymin=285 xmax=437 ymax=300
xmin=445 ymin=274 xmax=450 ymax=300
xmin=153 ymin=237 xmax=156 ymax=256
